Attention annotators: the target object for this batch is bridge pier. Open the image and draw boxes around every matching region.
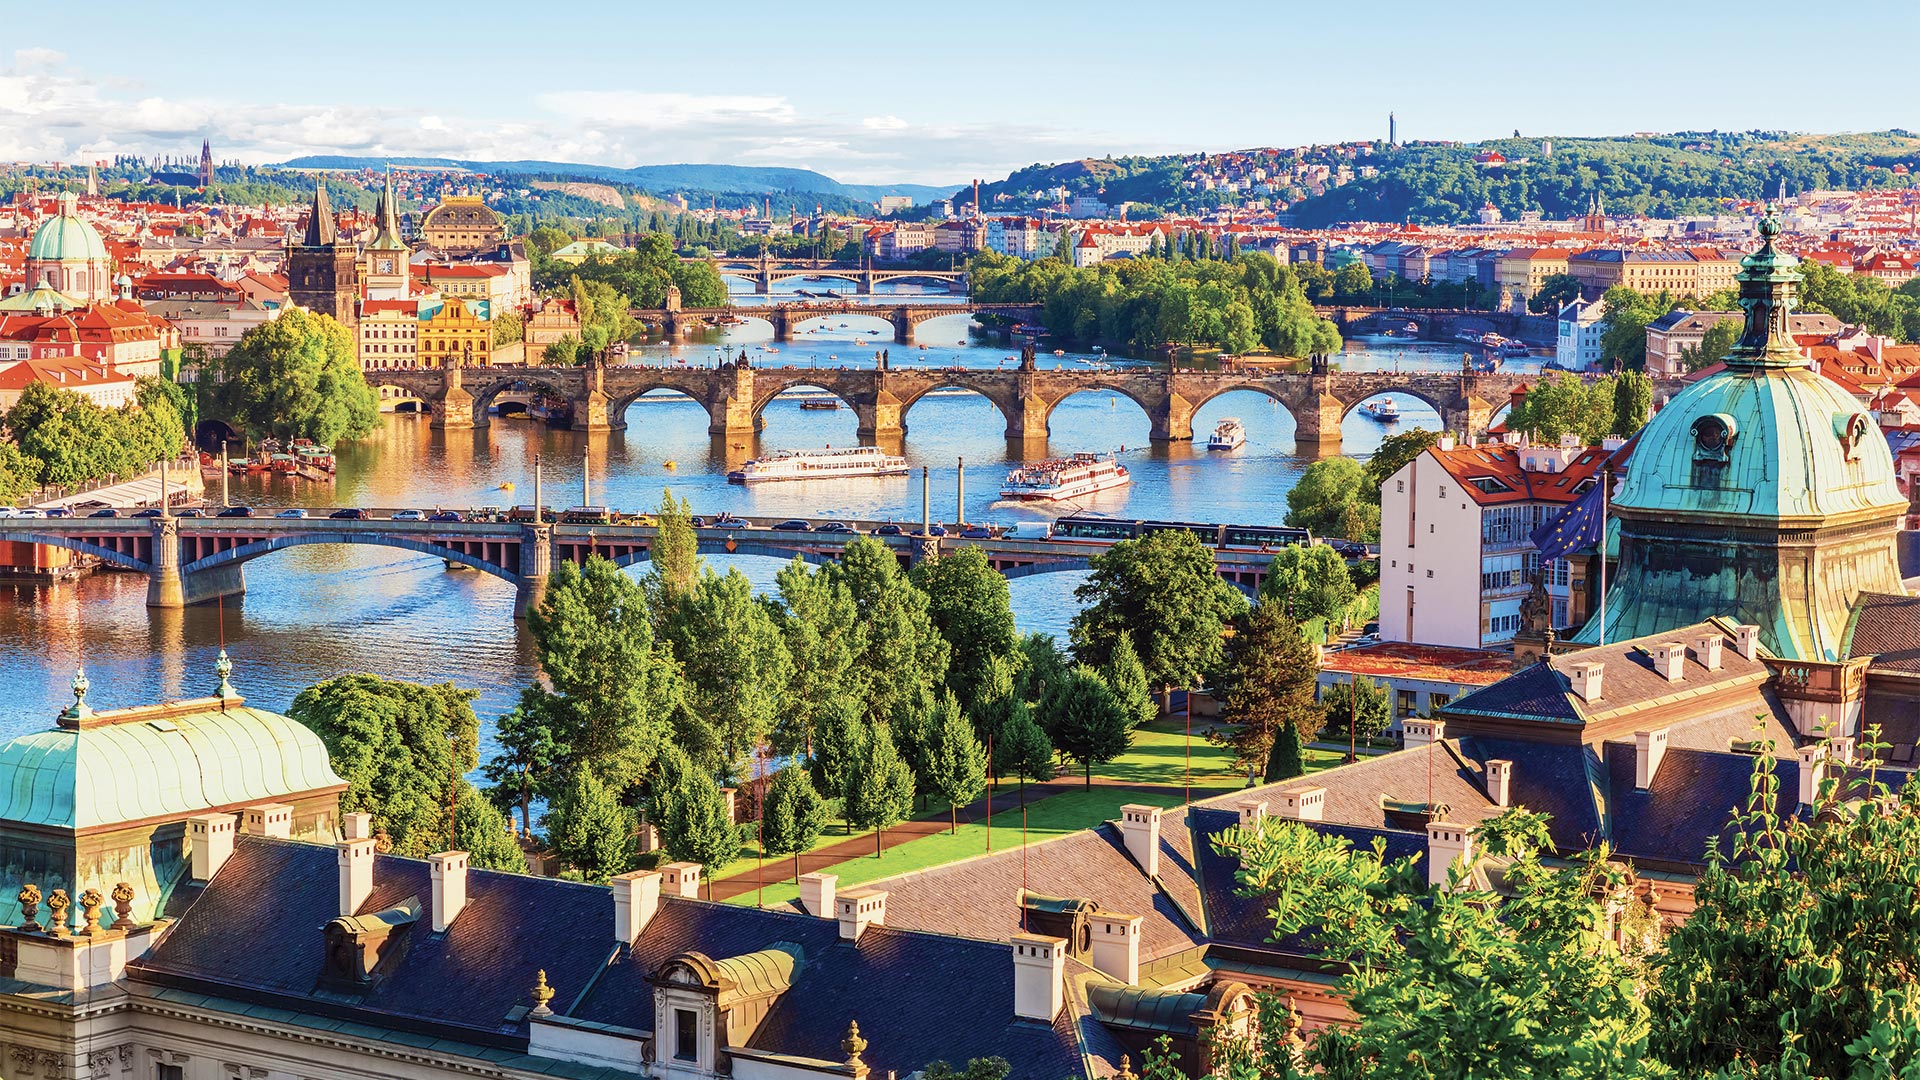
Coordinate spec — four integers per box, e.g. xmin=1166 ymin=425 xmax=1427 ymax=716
xmin=892 ymin=311 xmax=914 ymax=345
xmin=856 ymin=396 xmax=906 ymax=442
xmin=771 ymin=309 xmax=795 ymax=343
xmin=1441 ymin=395 xmax=1496 ymax=440
xmin=1151 ymin=392 xmax=1196 ymax=442
xmin=433 ymin=366 xmax=475 ymax=430
xmin=146 ymin=520 xmax=184 ymax=609
xmin=514 ymin=524 xmax=551 ymax=619
xmin=1294 ymin=393 xmax=1345 ymax=458
xmin=708 ymin=365 xmax=762 ymax=440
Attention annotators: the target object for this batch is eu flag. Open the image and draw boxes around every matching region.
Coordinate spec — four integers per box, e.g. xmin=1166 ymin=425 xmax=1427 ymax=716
xmin=1531 ymin=480 xmax=1606 ymax=563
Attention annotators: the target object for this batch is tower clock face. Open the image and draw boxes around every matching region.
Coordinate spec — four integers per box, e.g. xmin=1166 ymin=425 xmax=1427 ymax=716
xmin=378 ymin=259 xmax=394 ymax=274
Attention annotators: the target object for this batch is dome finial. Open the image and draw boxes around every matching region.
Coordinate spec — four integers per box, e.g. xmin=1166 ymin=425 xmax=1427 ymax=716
xmin=213 ymin=648 xmax=236 ymax=701
xmin=60 ymin=663 xmax=93 ymax=724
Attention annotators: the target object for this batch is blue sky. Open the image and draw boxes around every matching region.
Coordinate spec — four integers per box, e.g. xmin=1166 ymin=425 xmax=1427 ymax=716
xmin=2 ymin=0 xmax=1916 ymax=185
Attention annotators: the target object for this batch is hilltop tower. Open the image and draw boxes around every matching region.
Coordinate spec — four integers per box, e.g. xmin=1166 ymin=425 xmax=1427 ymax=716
xmin=198 ymin=139 xmax=213 ymax=188
xmin=1388 ymin=112 xmax=1397 ymax=146
xmin=287 ymin=180 xmax=361 ymax=326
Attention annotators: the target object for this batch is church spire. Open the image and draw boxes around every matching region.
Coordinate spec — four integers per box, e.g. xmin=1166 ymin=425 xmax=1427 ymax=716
xmin=301 ymin=179 xmax=336 ymax=247
xmin=370 ymin=170 xmax=405 ymax=251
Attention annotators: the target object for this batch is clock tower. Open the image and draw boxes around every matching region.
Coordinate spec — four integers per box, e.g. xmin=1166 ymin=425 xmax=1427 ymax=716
xmin=287 ymin=181 xmax=360 ymax=326
xmin=364 ymin=173 xmax=411 ymax=301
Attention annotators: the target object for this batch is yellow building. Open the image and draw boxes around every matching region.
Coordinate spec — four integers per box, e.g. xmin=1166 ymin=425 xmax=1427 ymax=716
xmin=416 ymin=297 xmax=502 ymax=368
xmin=1492 ymin=248 xmax=1569 ymax=311
xmin=418 ymin=195 xmax=506 ymax=257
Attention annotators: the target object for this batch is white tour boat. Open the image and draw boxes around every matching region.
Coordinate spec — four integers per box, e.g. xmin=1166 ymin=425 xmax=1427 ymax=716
xmin=728 ymin=445 xmax=909 ymax=484
xmin=1362 ymin=399 xmax=1400 ymax=422
xmin=1000 ymin=453 xmax=1131 ymax=501
xmin=1206 ymin=418 xmax=1247 ymax=451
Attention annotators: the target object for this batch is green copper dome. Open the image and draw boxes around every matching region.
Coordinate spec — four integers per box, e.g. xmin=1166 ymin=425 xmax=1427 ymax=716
xmin=27 ymin=192 xmax=109 ymax=264
xmin=1578 ymin=211 xmax=1908 ymax=661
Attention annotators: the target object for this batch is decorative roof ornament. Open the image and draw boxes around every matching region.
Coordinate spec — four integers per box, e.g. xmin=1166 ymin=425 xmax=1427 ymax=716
xmin=1116 ymin=1055 xmax=1136 ymax=1080
xmin=46 ymin=888 xmax=69 ymax=937
xmin=79 ymin=888 xmax=103 ymax=935
xmin=1725 ymin=204 xmax=1804 ymax=369
xmin=111 ymin=881 xmax=135 ymax=929
xmin=18 ymin=884 xmax=41 ymax=931
xmin=841 ymin=1020 xmax=869 ymax=1073
xmin=213 ymin=648 xmax=236 ymax=700
xmin=60 ymin=664 xmax=94 ymax=723
xmin=530 ymin=969 xmax=555 ymax=1016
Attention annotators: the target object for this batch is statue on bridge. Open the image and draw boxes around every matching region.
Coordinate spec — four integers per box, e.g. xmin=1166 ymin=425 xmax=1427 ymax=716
xmin=1019 ymin=346 xmax=1037 ymax=372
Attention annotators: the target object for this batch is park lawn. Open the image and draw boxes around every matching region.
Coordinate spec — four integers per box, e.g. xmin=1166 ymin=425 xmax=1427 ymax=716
xmin=722 ymin=786 xmax=1191 ymax=907
xmin=1099 ymin=719 xmax=1251 ymax=795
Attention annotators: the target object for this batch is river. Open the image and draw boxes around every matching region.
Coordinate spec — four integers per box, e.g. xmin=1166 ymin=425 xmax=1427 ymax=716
xmin=0 ymin=279 xmax=1542 ymax=753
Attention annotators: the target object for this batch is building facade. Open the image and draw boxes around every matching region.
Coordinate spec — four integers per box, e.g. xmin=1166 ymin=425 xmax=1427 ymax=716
xmin=286 ymin=182 xmax=360 ymax=326
xmin=419 ymin=195 xmax=506 ymax=257
xmin=1555 ymin=296 xmax=1606 ymax=371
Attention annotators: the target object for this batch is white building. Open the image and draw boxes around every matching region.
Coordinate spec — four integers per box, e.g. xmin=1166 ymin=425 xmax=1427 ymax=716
xmin=1555 ymin=296 xmax=1607 ymax=372
xmin=1378 ymin=434 xmax=1610 ymax=649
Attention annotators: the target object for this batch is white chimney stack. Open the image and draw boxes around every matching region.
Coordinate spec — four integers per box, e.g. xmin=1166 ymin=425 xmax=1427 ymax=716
xmin=1437 ymin=433 xmax=1456 ymax=451
xmin=188 ymin=813 xmax=236 ymax=881
xmin=1404 ymin=718 xmax=1446 ymax=749
xmin=1276 ymin=787 xmax=1325 ymax=822
xmin=1634 ymin=729 xmax=1669 ymax=790
xmin=798 ymin=872 xmax=837 ymax=918
xmin=660 ymin=861 xmax=702 ymax=899
xmin=337 ymin=835 xmax=375 ymax=917
xmin=1647 ymin=642 xmax=1687 ymax=683
xmin=1425 ymin=818 xmax=1474 ymax=889
xmin=428 ymin=851 xmax=469 ymax=933
xmin=1236 ymin=800 xmax=1267 ymax=827
xmin=241 ymin=803 xmax=292 ymax=839
xmin=1120 ymin=805 xmax=1161 ymax=878
xmin=343 ymin=812 xmax=372 ymax=841
xmin=1733 ymin=624 xmax=1762 ymax=661
xmin=1486 ymin=760 xmax=1512 ymax=807
xmin=1797 ymin=743 xmax=1829 ymax=807
xmin=836 ymin=887 xmax=888 ymax=942
xmin=1089 ymin=912 xmax=1142 ymax=986
xmin=1829 ymin=735 xmax=1855 ymax=766
xmin=1011 ymin=934 xmax=1066 ymax=1021
xmin=610 ymin=869 xmax=662 ymax=943
xmin=1568 ymin=661 xmax=1605 ymax=703
xmin=1689 ymin=632 xmax=1724 ymax=672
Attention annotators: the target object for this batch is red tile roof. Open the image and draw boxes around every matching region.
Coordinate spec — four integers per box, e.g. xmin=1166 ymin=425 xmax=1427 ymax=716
xmin=1321 ymin=642 xmax=1512 ymax=686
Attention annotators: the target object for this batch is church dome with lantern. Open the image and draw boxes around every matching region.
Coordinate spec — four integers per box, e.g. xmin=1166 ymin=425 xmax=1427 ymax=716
xmin=1578 ymin=214 xmax=1908 ymax=661
xmin=24 ymin=191 xmax=113 ymax=303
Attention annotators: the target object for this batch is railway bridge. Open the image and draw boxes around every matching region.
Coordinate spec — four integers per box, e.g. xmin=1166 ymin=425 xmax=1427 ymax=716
xmin=365 ymin=357 xmax=1641 ymax=454
xmin=699 ymin=255 xmax=968 ymax=295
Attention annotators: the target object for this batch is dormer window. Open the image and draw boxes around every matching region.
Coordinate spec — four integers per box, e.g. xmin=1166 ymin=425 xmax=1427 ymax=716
xmin=1467 ymin=476 xmax=1512 ymax=495
xmin=675 ymin=1008 xmax=699 ymax=1061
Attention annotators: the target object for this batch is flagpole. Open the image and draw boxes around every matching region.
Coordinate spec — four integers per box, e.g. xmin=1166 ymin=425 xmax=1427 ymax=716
xmin=1598 ymin=464 xmax=1609 ymax=646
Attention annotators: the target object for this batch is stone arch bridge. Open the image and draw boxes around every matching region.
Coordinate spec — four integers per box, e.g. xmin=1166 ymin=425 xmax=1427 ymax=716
xmin=367 ymin=360 xmax=1617 ymax=453
xmin=702 ymin=257 xmax=968 ymax=295
xmin=633 ymin=301 xmax=1036 ymax=344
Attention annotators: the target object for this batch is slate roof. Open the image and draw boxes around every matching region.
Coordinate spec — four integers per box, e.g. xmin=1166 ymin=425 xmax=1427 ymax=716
xmin=1844 ymin=591 xmax=1920 ymax=675
xmin=1602 ymin=743 xmax=1794 ymax=867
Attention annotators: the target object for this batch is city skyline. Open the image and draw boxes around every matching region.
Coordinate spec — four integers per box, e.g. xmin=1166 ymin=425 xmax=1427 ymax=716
xmin=3 ymin=0 xmax=1917 ymax=186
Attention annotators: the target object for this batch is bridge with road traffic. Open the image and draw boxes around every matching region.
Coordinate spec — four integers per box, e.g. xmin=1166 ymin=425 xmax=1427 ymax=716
xmin=0 ymin=514 xmax=1285 ymax=621
xmin=365 ymin=356 xmax=1659 ymax=454
xmin=697 ymin=255 xmax=968 ymax=295
xmin=632 ymin=300 xmax=1040 ymax=344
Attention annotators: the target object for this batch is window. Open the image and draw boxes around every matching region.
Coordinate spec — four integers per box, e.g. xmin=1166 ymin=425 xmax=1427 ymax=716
xmin=1396 ymin=690 xmax=1418 ymax=718
xmin=158 ymin=1066 xmax=184 ymax=1080
xmin=675 ymin=1008 xmax=699 ymax=1062
xmin=1429 ymin=693 xmax=1450 ymax=713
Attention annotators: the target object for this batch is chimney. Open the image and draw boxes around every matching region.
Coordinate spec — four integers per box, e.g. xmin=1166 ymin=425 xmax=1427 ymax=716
xmin=1404 ymin=718 xmax=1446 ymax=749
xmin=660 ymin=862 xmax=703 ymax=899
xmin=1647 ymin=642 xmax=1687 ymax=683
xmin=1437 ymin=433 xmax=1456 ymax=451
xmin=1485 ymin=760 xmax=1513 ymax=807
xmin=1829 ymin=735 xmax=1856 ymax=766
xmin=1010 ymin=934 xmax=1066 ymax=1021
xmin=1634 ymin=729 xmax=1670 ymax=790
xmin=1567 ymin=661 xmax=1605 ymax=703
xmin=188 ymin=813 xmax=237 ymax=881
xmin=799 ymin=872 xmax=837 ymax=918
xmin=1236 ymin=800 xmax=1267 ymax=827
xmin=241 ymin=803 xmax=292 ymax=839
xmin=610 ymin=869 xmax=662 ymax=942
xmin=1689 ymin=632 xmax=1724 ymax=672
xmin=1733 ymin=624 xmax=1762 ymax=661
xmin=1424 ymin=819 xmax=1474 ymax=889
xmin=337 ymin=835 xmax=375 ymax=917
xmin=343 ymin=812 xmax=372 ymax=841
xmin=428 ymin=851 xmax=468 ymax=933
xmin=1276 ymin=787 xmax=1325 ymax=821
xmin=1797 ymin=743 xmax=1829 ymax=807
xmin=836 ymin=887 xmax=888 ymax=942
xmin=1089 ymin=912 xmax=1142 ymax=985
xmin=1119 ymin=805 xmax=1161 ymax=878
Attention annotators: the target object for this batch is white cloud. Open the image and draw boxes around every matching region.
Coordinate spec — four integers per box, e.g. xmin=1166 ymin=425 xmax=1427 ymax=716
xmin=862 ymin=115 xmax=909 ymax=131
xmin=535 ymin=91 xmax=797 ymax=131
xmin=12 ymin=47 xmax=65 ymax=68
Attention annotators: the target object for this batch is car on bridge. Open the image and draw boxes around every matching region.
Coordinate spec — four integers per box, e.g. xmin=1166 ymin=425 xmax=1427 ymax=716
xmin=871 ymin=523 xmax=905 ymax=536
xmin=912 ymin=525 xmax=948 ymax=537
xmin=815 ymin=522 xmax=856 ymax=534
xmin=132 ymin=508 xmax=165 ymax=518
xmin=12 ymin=509 xmax=44 ymax=519
xmin=770 ymin=519 xmax=813 ymax=532
xmin=217 ymin=506 xmax=254 ymax=518
xmin=960 ymin=525 xmax=997 ymax=539
xmin=176 ymin=507 xmax=204 ymax=517
xmin=276 ymin=509 xmax=308 ymax=519
xmin=711 ymin=515 xmax=749 ymax=529
xmin=329 ymin=508 xmax=367 ymax=520
xmin=88 ymin=509 xmax=119 ymax=518
xmin=45 ymin=508 xmax=72 ymax=518
xmin=429 ymin=511 xmax=465 ymax=523
xmin=392 ymin=509 xmax=427 ymax=521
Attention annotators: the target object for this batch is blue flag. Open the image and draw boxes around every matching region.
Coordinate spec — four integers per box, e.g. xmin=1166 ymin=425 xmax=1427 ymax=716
xmin=1531 ymin=480 xmax=1606 ymax=563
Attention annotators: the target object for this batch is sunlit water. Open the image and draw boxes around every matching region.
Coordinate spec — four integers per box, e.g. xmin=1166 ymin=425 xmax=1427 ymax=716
xmin=1 ymin=278 xmax=1536 ymax=758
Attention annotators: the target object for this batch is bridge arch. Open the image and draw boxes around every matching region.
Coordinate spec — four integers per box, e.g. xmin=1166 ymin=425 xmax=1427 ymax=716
xmin=602 ymin=539 xmax=845 ymax=572
xmin=180 ymin=532 xmax=522 ymax=585
xmin=1337 ymin=386 xmax=1451 ymax=421
xmin=1038 ymin=381 xmax=1162 ymax=437
xmin=606 ymin=383 xmax=712 ymax=425
xmin=897 ymin=382 xmax=1017 ymax=432
xmin=468 ymin=376 xmax=578 ymax=425
xmin=1189 ymin=383 xmax=1306 ymax=432
xmin=0 ymin=531 xmax=152 ymax=573
xmin=750 ymin=377 xmax=862 ymax=422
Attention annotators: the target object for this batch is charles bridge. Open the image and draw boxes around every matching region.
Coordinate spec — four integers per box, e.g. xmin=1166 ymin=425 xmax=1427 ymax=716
xmin=368 ymin=356 xmax=1597 ymax=454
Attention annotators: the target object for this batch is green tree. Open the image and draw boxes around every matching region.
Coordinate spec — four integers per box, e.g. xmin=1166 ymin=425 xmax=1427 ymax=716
xmin=1284 ymin=456 xmax=1380 ymax=541
xmin=652 ymin=744 xmax=742 ymax=880
xmin=481 ymin=690 xmax=567 ymax=836
xmin=911 ymin=547 xmax=1019 ymax=713
xmin=0 ymin=441 xmax=39 ymax=503
xmin=1527 ymin=273 xmax=1585 ymax=314
xmin=1597 ymin=285 xmax=1675 ymax=370
xmin=453 ymin=786 xmax=528 ymax=873
xmin=1649 ymin=731 xmax=1920 ymax=1078
xmin=287 ymin=675 xmax=481 ymax=860
xmin=1611 ymin=368 xmax=1654 ymax=433
xmin=1071 ymin=530 xmax=1247 ymax=703
xmin=1217 ymin=809 xmax=1664 ymax=1079
xmin=1102 ymin=632 xmax=1157 ymax=729
xmin=924 ymin=693 xmax=987 ymax=834
xmin=1259 ymin=544 xmax=1358 ymax=625
xmin=832 ymin=537 xmax=950 ymax=723
xmin=1507 ymin=371 xmax=1616 ymax=445
xmin=809 ymin=698 xmax=868 ymax=833
xmin=993 ymin=698 xmax=1054 ymax=805
xmin=1044 ymin=665 xmax=1132 ymax=788
xmin=642 ymin=488 xmax=699 ymax=611
xmin=210 ymin=307 xmax=379 ymax=443
xmin=1320 ymin=677 xmax=1391 ymax=744
xmin=920 ymin=1059 xmax=1011 ymax=1080
xmin=544 ymin=768 xmax=635 ymax=883
xmin=759 ymin=766 xmax=828 ymax=883
xmin=1210 ymin=603 xmax=1322 ymax=776
xmin=773 ymin=557 xmax=865 ymax=757
xmin=492 ymin=310 xmax=524 ymax=346
xmin=543 ymin=334 xmax=583 ymax=365
xmin=1014 ymin=632 xmax=1068 ymax=706
xmin=843 ymin=723 xmax=916 ymax=857
xmin=1677 ymin=319 xmax=1739 ymax=372
xmin=661 ymin=569 xmax=793 ymax=779
xmin=526 ymin=556 xmax=685 ymax=792
xmin=1362 ymin=427 xmax=1441 ymax=495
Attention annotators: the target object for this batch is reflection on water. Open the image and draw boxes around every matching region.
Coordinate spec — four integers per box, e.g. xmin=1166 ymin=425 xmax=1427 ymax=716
xmin=1 ymin=286 xmax=1537 ymax=753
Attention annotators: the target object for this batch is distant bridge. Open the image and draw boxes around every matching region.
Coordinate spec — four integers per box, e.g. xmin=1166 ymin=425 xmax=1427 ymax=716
xmin=694 ymin=255 xmax=967 ymax=295
xmin=631 ymin=301 xmax=1039 ymax=344
xmin=359 ymin=358 xmax=1647 ymax=453
xmin=1312 ymin=306 xmax=1554 ymax=344
xmin=4 ymin=516 xmax=1284 ymax=620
